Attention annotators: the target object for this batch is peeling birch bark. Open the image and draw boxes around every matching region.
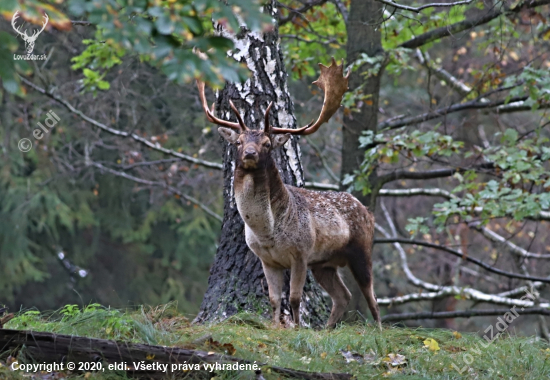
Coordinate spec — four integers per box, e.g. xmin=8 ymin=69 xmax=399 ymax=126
xmin=194 ymin=2 xmax=329 ymax=327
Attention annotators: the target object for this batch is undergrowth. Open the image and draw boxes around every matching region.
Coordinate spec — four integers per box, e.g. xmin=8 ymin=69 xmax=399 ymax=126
xmin=1 ymin=303 xmax=549 ymax=379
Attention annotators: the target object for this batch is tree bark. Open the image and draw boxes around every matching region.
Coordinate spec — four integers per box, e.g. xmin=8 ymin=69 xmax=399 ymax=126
xmin=341 ymin=0 xmax=384 ymax=208
xmin=339 ymin=0 xmax=384 ymax=318
xmin=194 ymin=3 xmax=330 ymax=327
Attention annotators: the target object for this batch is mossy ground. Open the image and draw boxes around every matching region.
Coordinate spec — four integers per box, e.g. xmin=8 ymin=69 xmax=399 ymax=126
xmin=1 ymin=303 xmax=549 ymax=379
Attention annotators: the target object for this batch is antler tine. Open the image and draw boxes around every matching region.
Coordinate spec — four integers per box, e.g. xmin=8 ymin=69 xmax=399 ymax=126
xmin=264 ymin=102 xmax=273 ymax=134
xmin=34 ymin=13 xmax=49 ymax=37
xmin=228 ymin=100 xmax=248 ymax=131
xmin=11 ymin=12 xmax=26 ymax=37
xmin=271 ymin=57 xmax=349 ymax=136
xmin=196 ymin=79 xmax=243 ymax=132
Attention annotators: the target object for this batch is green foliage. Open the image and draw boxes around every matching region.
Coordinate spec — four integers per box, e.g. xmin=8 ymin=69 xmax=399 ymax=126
xmin=279 ymin=2 xmax=346 ymax=80
xmin=0 ymin=0 xmax=269 ymax=95
xmin=503 ymin=66 xmax=550 ymax=110
xmin=381 ymin=4 xmax=470 ymax=49
xmin=433 ymin=130 xmax=550 ymax=227
xmin=350 ymin=128 xmax=463 ymax=195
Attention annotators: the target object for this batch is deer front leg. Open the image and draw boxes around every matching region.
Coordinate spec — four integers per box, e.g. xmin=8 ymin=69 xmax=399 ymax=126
xmin=289 ymin=260 xmax=308 ymax=327
xmin=261 ymin=262 xmax=285 ymax=327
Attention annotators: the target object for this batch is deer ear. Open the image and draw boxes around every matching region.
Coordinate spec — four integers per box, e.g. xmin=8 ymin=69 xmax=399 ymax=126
xmin=218 ymin=127 xmax=240 ymax=144
xmin=272 ymin=133 xmax=291 ymax=148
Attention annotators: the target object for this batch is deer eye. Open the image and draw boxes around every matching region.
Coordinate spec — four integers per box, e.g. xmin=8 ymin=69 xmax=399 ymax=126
xmin=235 ymin=140 xmax=241 ymax=145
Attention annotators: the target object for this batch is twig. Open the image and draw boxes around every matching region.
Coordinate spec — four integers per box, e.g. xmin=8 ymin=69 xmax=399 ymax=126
xmin=470 ymin=222 xmax=550 ymax=259
xmin=91 ymin=162 xmax=223 ymax=222
xmin=374 ymin=238 xmax=550 ymax=283
xmin=377 ymin=95 xmax=536 ymax=130
xmin=19 ymin=77 xmax=223 ymax=171
xmin=399 ymin=1 xmax=550 ymax=49
xmin=376 ymin=0 xmax=474 ymax=13
xmin=415 ymin=49 xmax=473 ymax=98
xmin=304 ymin=137 xmax=339 ymax=183
xmin=330 ymin=0 xmax=349 ymax=22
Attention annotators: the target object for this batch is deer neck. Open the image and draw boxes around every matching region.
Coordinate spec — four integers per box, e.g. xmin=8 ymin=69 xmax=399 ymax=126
xmin=233 ymin=156 xmax=289 ymax=238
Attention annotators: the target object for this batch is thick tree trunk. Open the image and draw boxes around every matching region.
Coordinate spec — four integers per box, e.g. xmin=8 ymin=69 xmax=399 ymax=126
xmin=340 ymin=0 xmax=385 ymax=317
xmin=341 ymin=0 xmax=384 ymax=207
xmin=194 ymin=3 xmax=329 ymax=327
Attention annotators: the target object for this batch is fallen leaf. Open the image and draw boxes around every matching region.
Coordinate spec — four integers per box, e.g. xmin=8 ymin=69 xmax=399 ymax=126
xmin=221 ymin=343 xmax=236 ymax=355
xmin=445 ymin=345 xmax=466 ymax=353
xmin=382 ymin=353 xmax=407 ymax=367
xmin=453 ymin=331 xmax=462 ymax=339
xmin=340 ymin=350 xmax=365 ymax=364
xmin=424 ymin=338 xmax=440 ymax=352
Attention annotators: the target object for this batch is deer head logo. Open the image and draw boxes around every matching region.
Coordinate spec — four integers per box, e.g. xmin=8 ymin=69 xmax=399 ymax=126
xmin=11 ymin=11 xmax=49 ymax=55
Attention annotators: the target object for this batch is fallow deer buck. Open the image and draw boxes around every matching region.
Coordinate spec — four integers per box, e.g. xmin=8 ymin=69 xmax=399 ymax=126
xmin=197 ymin=58 xmax=381 ymax=329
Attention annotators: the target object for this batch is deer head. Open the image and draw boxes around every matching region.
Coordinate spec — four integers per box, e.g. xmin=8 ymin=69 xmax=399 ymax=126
xmin=11 ymin=11 xmax=49 ymax=54
xmin=197 ymin=58 xmax=350 ymax=170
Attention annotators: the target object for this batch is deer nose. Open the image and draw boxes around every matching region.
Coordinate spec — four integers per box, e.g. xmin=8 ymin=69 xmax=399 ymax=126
xmin=244 ymin=149 xmax=258 ymax=159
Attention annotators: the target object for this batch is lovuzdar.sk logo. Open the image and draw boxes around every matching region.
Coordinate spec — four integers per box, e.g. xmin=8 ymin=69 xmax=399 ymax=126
xmin=11 ymin=10 xmax=49 ymax=61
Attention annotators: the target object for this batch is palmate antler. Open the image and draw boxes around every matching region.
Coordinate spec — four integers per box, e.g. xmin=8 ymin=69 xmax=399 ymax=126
xmin=196 ymin=57 xmax=349 ymax=135
xmin=270 ymin=57 xmax=349 ymax=135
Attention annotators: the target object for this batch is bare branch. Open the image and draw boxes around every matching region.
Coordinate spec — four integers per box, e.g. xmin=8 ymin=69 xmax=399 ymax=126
xmin=118 ymin=158 xmax=183 ymax=170
xmin=304 ymin=181 xmax=339 ymax=190
xmin=376 ymin=0 xmax=474 ymax=14
xmin=376 ymin=205 xmax=441 ymax=291
xmin=382 ymin=307 xmax=550 ymax=322
xmin=470 ymin=222 xmax=550 ymax=259
xmin=330 ymin=0 xmax=349 ymax=22
xmin=375 ymin=203 xmax=549 ymax=308
xmin=90 ymin=162 xmax=223 ymax=222
xmin=277 ymin=0 xmax=329 ymax=26
xmin=377 ymin=95 xmax=531 ymax=130
xmin=304 ymin=137 xmax=339 ymax=183
xmin=20 ymin=77 xmax=223 ymax=171
xmin=399 ymin=0 xmax=550 ymax=49
xmin=71 ymin=20 xmax=93 ymax=26
xmin=280 ymin=34 xmax=340 ymax=46
xmin=416 ymin=50 xmax=473 ymax=98
xmin=377 ymin=287 xmax=547 ymax=307
xmin=378 ymin=187 xmax=457 ymax=199
xmin=374 ymin=238 xmax=550 ymax=283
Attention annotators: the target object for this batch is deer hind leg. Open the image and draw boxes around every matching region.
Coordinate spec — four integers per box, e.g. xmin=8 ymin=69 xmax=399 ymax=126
xmin=311 ymin=265 xmax=351 ymax=328
xmin=289 ymin=260 xmax=308 ymax=327
xmin=347 ymin=248 xmax=381 ymax=329
xmin=261 ymin=262 xmax=285 ymax=327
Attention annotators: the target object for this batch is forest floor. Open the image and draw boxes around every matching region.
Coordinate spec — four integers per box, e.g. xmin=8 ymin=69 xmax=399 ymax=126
xmin=0 ymin=303 xmax=549 ymax=379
